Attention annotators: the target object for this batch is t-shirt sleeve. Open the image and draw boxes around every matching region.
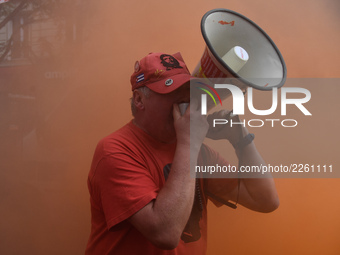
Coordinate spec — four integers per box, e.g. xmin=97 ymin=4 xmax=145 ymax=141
xmin=92 ymin=152 xmax=159 ymax=230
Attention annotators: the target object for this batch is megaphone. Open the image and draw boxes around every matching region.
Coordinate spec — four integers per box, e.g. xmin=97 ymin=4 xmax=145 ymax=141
xmin=192 ymin=8 xmax=287 ymax=109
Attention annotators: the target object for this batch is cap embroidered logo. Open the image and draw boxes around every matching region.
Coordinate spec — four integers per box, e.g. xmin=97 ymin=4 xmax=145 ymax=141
xmin=160 ymin=54 xmax=183 ymax=70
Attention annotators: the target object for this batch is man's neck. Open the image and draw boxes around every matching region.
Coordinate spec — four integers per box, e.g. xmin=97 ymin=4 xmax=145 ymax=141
xmin=132 ymin=118 xmax=176 ymax=144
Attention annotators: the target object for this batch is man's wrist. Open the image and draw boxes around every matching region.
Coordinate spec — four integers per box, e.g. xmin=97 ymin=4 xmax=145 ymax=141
xmin=232 ymin=133 xmax=255 ymax=151
xmin=228 ymin=125 xmax=249 ymax=147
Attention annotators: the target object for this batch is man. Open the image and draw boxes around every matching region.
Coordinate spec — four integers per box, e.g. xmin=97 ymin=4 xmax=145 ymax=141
xmin=85 ymin=52 xmax=279 ymax=254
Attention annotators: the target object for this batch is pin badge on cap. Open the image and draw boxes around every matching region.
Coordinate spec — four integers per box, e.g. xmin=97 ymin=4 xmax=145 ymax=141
xmin=165 ymin=79 xmax=173 ymax=86
xmin=134 ymin=61 xmax=140 ymax=72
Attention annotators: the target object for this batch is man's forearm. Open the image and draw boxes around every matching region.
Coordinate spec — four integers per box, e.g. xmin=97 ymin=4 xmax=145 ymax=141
xmin=237 ymin=141 xmax=280 ymax=213
xmin=151 ymin=143 xmax=197 ymax=239
xmin=129 ymin=143 xmax=198 ymax=249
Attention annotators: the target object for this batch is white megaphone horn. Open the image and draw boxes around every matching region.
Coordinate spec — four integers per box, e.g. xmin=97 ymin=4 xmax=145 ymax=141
xmin=192 ymin=8 xmax=287 ymax=110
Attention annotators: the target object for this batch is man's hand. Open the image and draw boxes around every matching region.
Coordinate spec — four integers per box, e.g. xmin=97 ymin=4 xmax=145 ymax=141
xmin=173 ymin=100 xmax=209 ymax=151
xmin=206 ymin=109 xmax=245 ymax=147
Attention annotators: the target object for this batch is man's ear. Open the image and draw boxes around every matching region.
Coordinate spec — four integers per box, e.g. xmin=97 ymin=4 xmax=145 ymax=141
xmin=132 ymin=89 xmax=145 ymax=111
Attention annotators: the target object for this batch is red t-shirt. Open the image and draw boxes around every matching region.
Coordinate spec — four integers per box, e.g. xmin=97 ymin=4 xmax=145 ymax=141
xmin=85 ymin=121 xmax=237 ymax=255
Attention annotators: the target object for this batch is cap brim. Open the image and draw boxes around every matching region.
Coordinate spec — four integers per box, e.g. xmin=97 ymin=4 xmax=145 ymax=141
xmin=145 ymin=74 xmax=196 ymax=94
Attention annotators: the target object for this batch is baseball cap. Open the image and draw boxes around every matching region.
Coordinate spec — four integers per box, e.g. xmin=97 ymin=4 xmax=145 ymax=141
xmin=130 ymin=52 xmax=194 ymax=94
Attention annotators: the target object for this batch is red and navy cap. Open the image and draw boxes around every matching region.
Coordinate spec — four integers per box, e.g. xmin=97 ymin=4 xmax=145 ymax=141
xmin=130 ymin=52 xmax=193 ymax=94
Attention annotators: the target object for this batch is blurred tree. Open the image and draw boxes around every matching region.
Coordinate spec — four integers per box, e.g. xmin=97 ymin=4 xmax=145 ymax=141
xmin=0 ymin=0 xmax=98 ymax=159
xmin=0 ymin=0 xmax=93 ymax=63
